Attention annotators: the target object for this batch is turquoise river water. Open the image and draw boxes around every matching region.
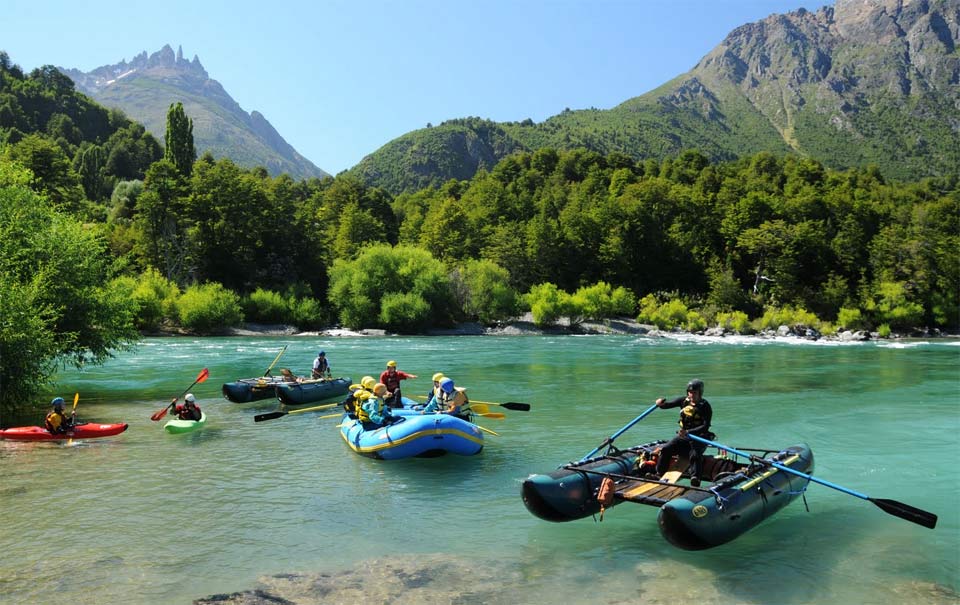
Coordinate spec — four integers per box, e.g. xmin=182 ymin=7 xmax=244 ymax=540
xmin=1 ymin=334 xmax=958 ymax=604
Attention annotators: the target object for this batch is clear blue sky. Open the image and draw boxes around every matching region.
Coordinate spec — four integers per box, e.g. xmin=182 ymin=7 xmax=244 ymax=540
xmin=3 ymin=0 xmax=831 ymax=175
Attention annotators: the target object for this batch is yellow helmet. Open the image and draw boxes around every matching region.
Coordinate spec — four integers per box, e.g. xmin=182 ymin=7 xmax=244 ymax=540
xmin=373 ymin=382 xmax=388 ymax=397
xmin=432 ymin=372 xmax=444 ymax=382
xmin=386 ymin=360 xmax=397 ymax=368
xmin=355 ymin=390 xmax=372 ymax=401
xmin=361 ymin=376 xmax=376 ymax=390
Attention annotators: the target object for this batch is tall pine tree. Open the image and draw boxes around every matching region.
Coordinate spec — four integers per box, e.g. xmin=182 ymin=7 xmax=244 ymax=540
xmin=164 ymin=102 xmax=195 ymax=177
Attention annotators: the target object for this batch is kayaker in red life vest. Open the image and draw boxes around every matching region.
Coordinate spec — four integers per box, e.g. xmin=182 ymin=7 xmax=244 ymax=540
xmin=173 ymin=393 xmax=202 ymax=421
xmin=44 ymin=397 xmax=74 ymax=434
xmin=379 ymin=360 xmax=417 ymax=408
xmin=654 ymin=379 xmax=714 ymax=487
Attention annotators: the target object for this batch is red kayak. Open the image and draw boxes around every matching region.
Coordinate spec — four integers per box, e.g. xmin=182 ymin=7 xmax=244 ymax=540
xmin=0 ymin=422 xmax=129 ymax=441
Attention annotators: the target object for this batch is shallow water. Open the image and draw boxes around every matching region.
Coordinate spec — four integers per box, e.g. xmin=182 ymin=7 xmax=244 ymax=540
xmin=1 ymin=335 xmax=957 ymax=604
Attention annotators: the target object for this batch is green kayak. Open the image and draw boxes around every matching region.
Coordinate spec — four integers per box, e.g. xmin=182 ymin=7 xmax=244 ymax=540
xmin=164 ymin=411 xmax=207 ymax=434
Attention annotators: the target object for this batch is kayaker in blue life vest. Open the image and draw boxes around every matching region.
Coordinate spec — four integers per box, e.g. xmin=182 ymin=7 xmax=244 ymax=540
xmin=44 ymin=397 xmax=74 ymax=434
xmin=654 ymin=378 xmax=714 ymax=487
xmin=173 ymin=393 xmax=202 ymax=421
xmin=311 ymin=350 xmax=331 ymax=379
xmin=423 ymin=378 xmax=471 ymax=420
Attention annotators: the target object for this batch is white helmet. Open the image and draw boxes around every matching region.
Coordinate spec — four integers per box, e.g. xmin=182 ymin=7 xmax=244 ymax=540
xmin=185 ymin=393 xmax=196 ymax=403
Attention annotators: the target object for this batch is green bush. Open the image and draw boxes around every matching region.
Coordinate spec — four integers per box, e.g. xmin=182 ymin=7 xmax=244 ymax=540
xmin=635 ymin=294 xmax=708 ymax=331
xmin=571 ymin=281 xmax=637 ymax=320
xmin=288 ymin=297 xmax=325 ymax=330
xmin=523 ymin=282 xmax=570 ymax=327
xmin=715 ymin=310 xmax=753 ymax=334
xmin=131 ymin=268 xmax=181 ymax=330
xmin=176 ymin=282 xmax=243 ymax=334
xmin=752 ymin=305 xmax=822 ymax=332
xmin=243 ymin=288 xmax=288 ymax=324
xmin=378 ymin=292 xmax=431 ymax=332
xmin=457 ymin=259 xmax=520 ymax=324
xmin=836 ymin=307 xmax=866 ymax=331
xmin=877 ymin=323 xmax=892 ymax=338
xmin=863 ymin=281 xmax=924 ymax=331
xmin=328 ymin=244 xmax=453 ymax=330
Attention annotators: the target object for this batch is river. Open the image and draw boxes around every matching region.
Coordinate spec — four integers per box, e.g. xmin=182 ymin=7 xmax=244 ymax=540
xmin=1 ymin=334 xmax=957 ymax=604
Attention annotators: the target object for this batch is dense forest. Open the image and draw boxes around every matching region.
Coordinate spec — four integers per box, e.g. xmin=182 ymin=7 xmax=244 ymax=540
xmin=1 ymin=52 xmax=958 ymax=413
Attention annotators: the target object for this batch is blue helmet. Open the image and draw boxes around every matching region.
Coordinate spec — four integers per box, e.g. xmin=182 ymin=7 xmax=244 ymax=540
xmin=318 ymin=350 xmax=325 ymax=356
xmin=439 ymin=378 xmax=455 ymax=394
xmin=51 ymin=397 xmax=65 ymax=409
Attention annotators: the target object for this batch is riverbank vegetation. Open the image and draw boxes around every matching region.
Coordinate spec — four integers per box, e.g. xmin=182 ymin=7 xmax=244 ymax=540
xmin=1 ymin=53 xmax=957 ymax=412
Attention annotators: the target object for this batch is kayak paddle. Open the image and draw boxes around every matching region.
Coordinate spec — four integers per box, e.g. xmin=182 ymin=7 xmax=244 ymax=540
xmin=688 ymin=434 xmax=938 ymax=529
xmin=151 ymin=368 xmax=210 ymax=421
xmin=67 ymin=392 xmax=79 ymax=445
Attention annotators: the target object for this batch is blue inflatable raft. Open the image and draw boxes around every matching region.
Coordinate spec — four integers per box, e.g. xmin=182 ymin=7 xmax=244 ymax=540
xmin=338 ymin=405 xmax=484 ymax=459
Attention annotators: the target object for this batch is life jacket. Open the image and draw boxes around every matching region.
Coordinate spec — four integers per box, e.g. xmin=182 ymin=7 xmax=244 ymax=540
xmin=176 ymin=404 xmax=202 ymax=421
xmin=355 ymin=391 xmax=375 ymax=423
xmin=678 ymin=397 xmax=709 ymax=431
xmin=45 ymin=411 xmax=69 ymax=434
xmin=438 ymin=388 xmax=469 ymax=415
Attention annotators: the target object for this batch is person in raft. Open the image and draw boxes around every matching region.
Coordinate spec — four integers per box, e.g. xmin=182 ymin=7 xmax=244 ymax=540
xmin=173 ymin=393 xmax=203 ymax=421
xmin=311 ymin=350 xmax=331 ymax=380
xmin=422 ymin=377 xmax=471 ymax=420
xmin=45 ymin=397 xmax=75 ymax=434
xmin=423 ymin=372 xmax=445 ymax=408
xmin=358 ymin=383 xmax=398 ymax=429
xmin=654 ymin=378 xmax=714 ymax=487
xmin=379 ymin=360 xmax=417 ymax=408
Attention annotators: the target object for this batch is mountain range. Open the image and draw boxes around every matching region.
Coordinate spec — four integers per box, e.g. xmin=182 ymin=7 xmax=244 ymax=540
xmin=58 ymin=0 xmax=958 ymax=192
xmin=60 ymin=45 xmax=329 ymax=181
xmin=349 ymin=0 xmax=960 ymax=193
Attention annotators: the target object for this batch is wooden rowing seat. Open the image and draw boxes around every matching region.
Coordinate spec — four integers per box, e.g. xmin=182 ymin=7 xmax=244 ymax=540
xmin=616 ymin=471 xmax=691 ymax=506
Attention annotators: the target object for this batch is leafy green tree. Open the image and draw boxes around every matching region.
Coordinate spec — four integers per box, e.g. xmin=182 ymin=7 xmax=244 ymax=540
xmin=136 ymin=159 xmax=190 ymax=283
xmin=176 ymin=282 xmax=243 ymax=334
xmin=454 ymin=259 xmax=520 ymax=324
xmin=0 ymin=159 xmax=139 ymax=413
xmin=327 ymin=244 xmax=453 ymax=331
xmin=164 ymin=102 xmax=195 ymax=177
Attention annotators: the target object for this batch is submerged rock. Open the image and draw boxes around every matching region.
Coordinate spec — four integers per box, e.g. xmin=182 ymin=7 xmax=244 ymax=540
xmin=194 ymin=555 xmax=523 ymax=605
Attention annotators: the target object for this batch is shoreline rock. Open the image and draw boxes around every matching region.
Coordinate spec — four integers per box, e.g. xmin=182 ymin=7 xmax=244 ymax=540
xmin=148 ymin=317 xmax=956 ymax=341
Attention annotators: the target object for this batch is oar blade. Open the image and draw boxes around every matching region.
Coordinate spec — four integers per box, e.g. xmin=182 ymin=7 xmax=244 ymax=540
xmin=501 ymin=402 xmax=530 ymax=411
xmin=196 ymin=368 xmax=210 ymax=384
xmin=476 ymin=412 xmax=506 ymax=420
xmin=870 ymin=498 xmax=938 ymax=529
xmin=254 ymin=411 xmax=287 ymax=423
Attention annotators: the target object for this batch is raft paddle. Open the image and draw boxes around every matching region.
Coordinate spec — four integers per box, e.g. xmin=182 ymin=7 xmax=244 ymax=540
xmin=579 ymin=403 xmax=658 ymax=462
xmin=476 ymin=425 xmax=500 ymax=436
xmin=688 ymin=434 xmax=938 ymax=530
xmin=473 ymin=411 xmax=506 ymax=420
xmin=151 ymin=368 xmax=210 ymax=421
xmin=469 ymin=400 xmax=530 ymax=411
xmin=262 ymin=345 xmax=288 ymax=377
xmin=415 ymin=396 xmax=530 ymax=412
xmin=254 ymin=401 xmax=342 ymax=422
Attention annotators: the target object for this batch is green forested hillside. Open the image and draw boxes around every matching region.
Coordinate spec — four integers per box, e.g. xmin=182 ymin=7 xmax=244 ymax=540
xmin=349 ymin=1 xmax=960 ymax=195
